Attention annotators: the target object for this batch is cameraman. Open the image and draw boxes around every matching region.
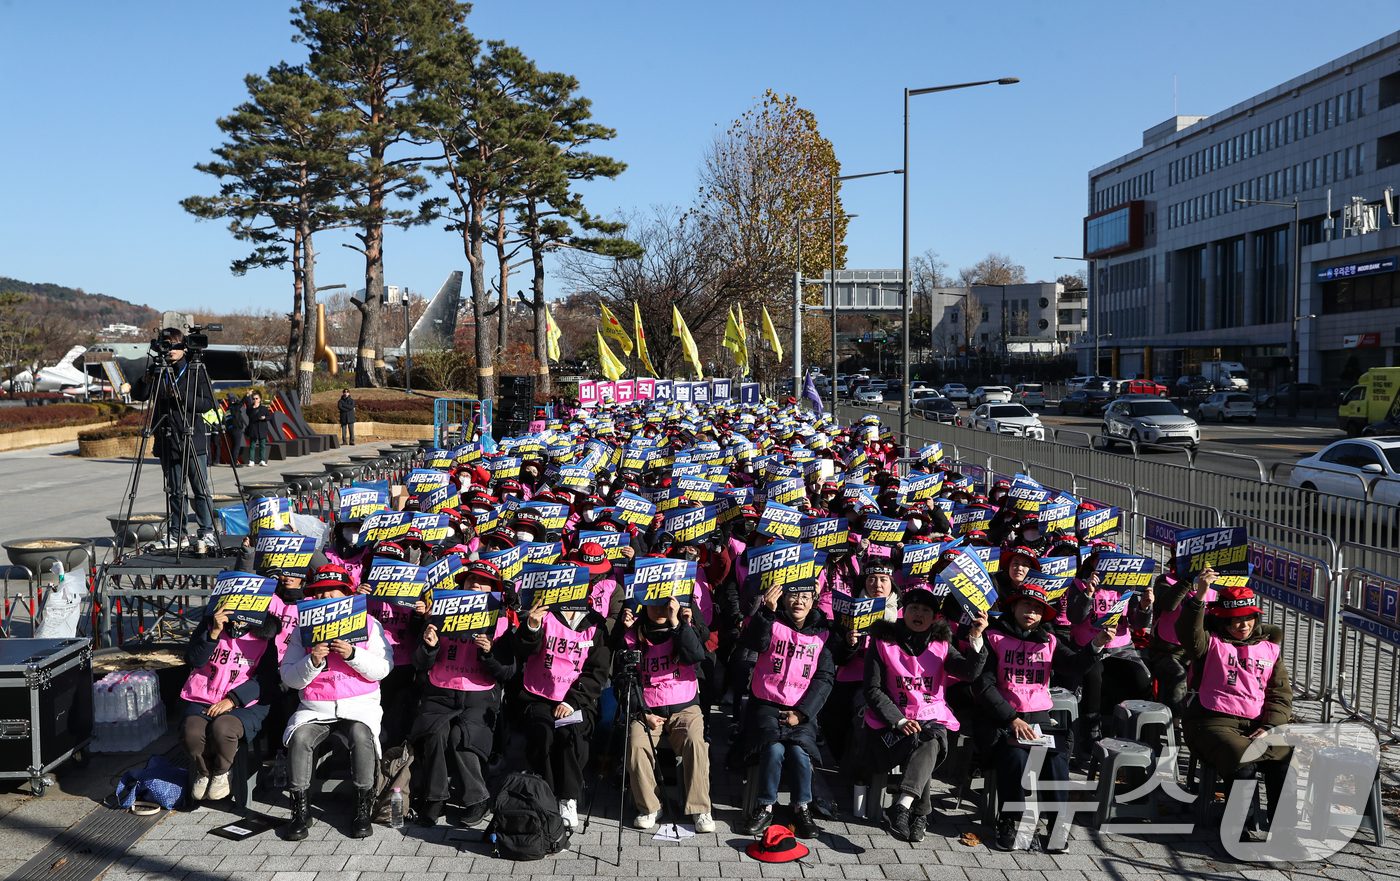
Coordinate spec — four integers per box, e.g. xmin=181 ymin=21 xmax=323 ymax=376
xmin=129 ymin=328 xmax=216 ymax=553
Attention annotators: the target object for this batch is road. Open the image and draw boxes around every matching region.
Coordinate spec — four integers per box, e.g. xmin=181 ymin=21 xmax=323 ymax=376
xmin=838 ymin=402 xmax=1344 ymax=482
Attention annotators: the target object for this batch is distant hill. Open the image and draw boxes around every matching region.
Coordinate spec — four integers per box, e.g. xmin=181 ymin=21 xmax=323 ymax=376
xmin=0 ymin=277 xmax=161 ymax=330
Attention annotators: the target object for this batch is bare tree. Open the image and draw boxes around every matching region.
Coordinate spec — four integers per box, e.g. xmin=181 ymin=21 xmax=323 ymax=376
xmin=957 ymin=252 xmax=1027 ymax=287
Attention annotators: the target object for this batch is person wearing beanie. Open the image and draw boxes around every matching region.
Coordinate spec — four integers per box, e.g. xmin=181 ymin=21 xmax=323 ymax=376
xmin=974 ymin=581 xmax=1109 ymax=852
xmin=863 ymin=585 xmax=988 ymax=843
xmin=1176 ymin=573 xmax=1294 ymax=829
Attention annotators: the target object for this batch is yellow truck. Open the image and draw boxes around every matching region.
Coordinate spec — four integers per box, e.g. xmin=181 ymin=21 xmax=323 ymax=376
xmin=1339 ymin=367 xmax=1400 ymax=436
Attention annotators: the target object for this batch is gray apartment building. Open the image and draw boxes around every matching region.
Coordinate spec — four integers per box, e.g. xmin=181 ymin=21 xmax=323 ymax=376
xmin=1082 ymin=31 xmax=1400 ymax=388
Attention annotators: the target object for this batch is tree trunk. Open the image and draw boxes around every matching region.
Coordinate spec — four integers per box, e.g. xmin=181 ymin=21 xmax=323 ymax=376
xmin=528 ymin=205 xmax=550 ymax=394
xmin=287 ymin=227 xmax=304 ymax=378
xmin=494 ymin=207 xmax=509 ymax=361
xmin=355 ymin=221 xmax=385 ymax=388
xmin=466 ymin=220 xmax=495 ymax=403
xmin=297 ymin=226 xmax=318 ymax=405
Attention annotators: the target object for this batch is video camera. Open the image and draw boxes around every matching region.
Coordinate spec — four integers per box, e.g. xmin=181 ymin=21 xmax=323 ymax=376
xmin=149 ymin=324 xmax=222 ymax=362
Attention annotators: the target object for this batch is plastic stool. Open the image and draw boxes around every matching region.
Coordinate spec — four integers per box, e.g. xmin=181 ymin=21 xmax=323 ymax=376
xmin=951 ymin=733 xmax=999 ymax=824
xmin=1113 ymin=700 xmax=1176 ymax=754
xmin=741 ymin=763 xmax=792 ymax=813
xmin=1189 ymin=760 xmax=1265 ymax=828
xmin=1087 ymin=738 xmax=1157 ymax=827
xmin=862 ymin=766 xmax=899 ymax=819
xmin=1049 ymin=688 xmax=1080 ymax=729
xmin=228 ymin=735 xmax=265 ymax=809
xmin=1308 ymin=746 xmax=1386 ymax=846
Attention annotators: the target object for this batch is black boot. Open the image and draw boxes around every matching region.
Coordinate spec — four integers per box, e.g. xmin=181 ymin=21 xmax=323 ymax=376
xmin=282 ymin=789 xmax=312 ymax=841
xmin=737 ymin=803 xmax=772 ymax=835
xmin=793 ymin=803 xmax=821 ymax=839
xmin=350 ymin=787 xmax=375 ymax=839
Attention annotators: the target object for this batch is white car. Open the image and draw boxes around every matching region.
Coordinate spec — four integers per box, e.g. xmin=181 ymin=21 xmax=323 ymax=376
xmin=1288 ymin=438 xmax=1400 ymax=504
xmin=940 ymin=383 xmax=969 ymax=403
xmin=969 ymin=386 xmax=1012 ymax=406
xmin=1101 ymin=396 xmax=1200 ymax=450
xmin=1197 ymin=392 xmax=1257 ymax=423
xmin=854 ymin=388 xmax=884 ymax=404
xmin=910 ymin=387 xmax=941 ymax=405
xmin=969 ymin=403 xmax=1045 ymax=439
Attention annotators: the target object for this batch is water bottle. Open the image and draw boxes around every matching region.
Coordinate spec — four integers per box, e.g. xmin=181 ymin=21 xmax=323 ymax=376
xmin=272 ymin=750 xmax=289 ymax=789
xmin=389 ymin=788 xmax=404 ymax=830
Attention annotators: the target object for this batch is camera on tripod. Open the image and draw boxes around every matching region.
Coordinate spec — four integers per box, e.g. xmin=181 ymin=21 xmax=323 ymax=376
xmin=612 ymin=648 xmax=643 ymax=691
xmin=149 ymin=324 xmax=222 ymax=362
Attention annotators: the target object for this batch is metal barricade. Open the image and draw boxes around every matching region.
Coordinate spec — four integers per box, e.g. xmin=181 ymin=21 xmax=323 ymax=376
xmin=433 ymin=398 xmax=491 ymax=449
xmin=1336 ymin=549 xmax=1400 ymax=741
xmin=1244 ymin=535 xmax=1334 ymax=706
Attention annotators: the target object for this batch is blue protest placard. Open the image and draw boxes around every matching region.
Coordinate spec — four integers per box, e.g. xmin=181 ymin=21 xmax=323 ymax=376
xmin=1041 ymin=500 xmax=1076 ymax=534
xmin=766 ymin=477 xmax=807 ymax=506
xmin=253 ymin=530 xmax=318 ymax=575
xmin=521 ymin=540 xmax=564 ymax=563
xmin=338 ymin=488 xmax=388 ymax=523
xmin=799 ymin=516 xmax=849 ymax=552
xmin=1095 ymin=590 xmax=1136 ymax=630
xmin=970 ymin=544 xmax=1000 ymax=574
xmin=625 ymin=557 xmax=698 ymax=606
xmin=1022 ymin=570 xmax=1075 ymax=607
xmin=1174 ymin=527 xmax=1249 ymax=580
xmin=901 ymin=542 xmax=943 ymax=580
xmin=429 ymin=590 xmax=502 ymax=641
xmin=424 ymin=449 xmax=454 ymax=470
xmin=522 ymin=502 xmax=570 ymax=532
xmin=675 ymin=476 xmax=722 ymax=503
xmin=757 ymin=501 xmax=803 ymax=541
xmin=831 ymin=592 xmax=886 ymax=633
xmin=420 ymin=484 xmax=461 ymax=514
xmin=481 ymin=543 xmax=526 ymax=581
xmin=405 ymin=468 xmax=453 ymax=495
xmin=1076 ymin=506 xmax=1121 ymax=539
xmin=355 ymin=511 xmax=414 ymax=546
xmin=516 ymin=562 xmax=592 ymax=611
xmin=745 ymin=542 xmax=820 ymax=594
xmin=899 ymin=471 xmax=944 ymax=506
xmin=452 ymin=442 xmax=483 ymax=465
xmin=936 ymin=548 xmax=998 ymax=617
xmin=250 ymin=496 xmax=291 ymax=532
xmin=209 ymin=572 xmax=277 ymax=626
xmin=1037 ymin=555 xmax=1079 ymax=579
xmin=1007 ymin=475 xmax=1050 ymax=512
xmin=916 ymin=443 xmax=943 ymax=468
xmin=661 ymin=505 xmax=719 ymax=544
xmin=297 ymin=594 xmax=369 ymax=645
xmin=951 ymin=504 xmax=995 ymax=535
xmin=613 ymin=491 xmax=657 ymax=527
xmin=364 ymin=558 xmax=427 ymax=608
xmin=863 ymin=515 xmax=907 ymax=546
xmin=425 ymin=554 xmax=464 ymax=593
xmin=1095 ymin=553 xmax=1157 ymax=590
xmin=579 ymin=530 xmax=629 ymax=561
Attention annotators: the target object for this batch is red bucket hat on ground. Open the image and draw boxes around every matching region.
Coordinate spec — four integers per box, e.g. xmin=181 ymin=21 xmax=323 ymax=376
xmin=745 ymin=824 xmax=810 ymax=863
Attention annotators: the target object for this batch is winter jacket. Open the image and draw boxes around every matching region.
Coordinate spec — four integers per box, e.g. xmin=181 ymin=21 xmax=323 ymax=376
xmin=338 ymin=395 xmax=356 ymax=425
xmin=1175 ymin=596 xmax=1292 ymax=729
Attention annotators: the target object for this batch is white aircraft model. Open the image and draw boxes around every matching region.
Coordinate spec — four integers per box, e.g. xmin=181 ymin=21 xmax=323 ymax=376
xmin=2 ymin=345 xmax=109 ymax=394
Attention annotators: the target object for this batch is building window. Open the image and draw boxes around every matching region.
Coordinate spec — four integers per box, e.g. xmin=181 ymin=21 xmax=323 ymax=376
xmin=1254 ymin=227 xmax=1289 ymax=325
xmin=981 ymin=309 xmax=989 ymax=323
xmin=1327 ymin=97 xmax=1335 ymax=129
xmin=1360 ymin=84 xmax=1368 ymax=116
xmin=1305 ymin=106 xmax=1314 ymax=137
xmin=1346 ymin=146 xmax=1355 ymax=178
xmin=1359 ymin=142 xmax=1367 ymax=174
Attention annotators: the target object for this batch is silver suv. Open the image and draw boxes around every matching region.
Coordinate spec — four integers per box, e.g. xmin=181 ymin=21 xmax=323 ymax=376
xmin=1011 ymin=383 xmax=1045 ymax=409
xmin=1101 ymin=395 xmax=1200 ymax=451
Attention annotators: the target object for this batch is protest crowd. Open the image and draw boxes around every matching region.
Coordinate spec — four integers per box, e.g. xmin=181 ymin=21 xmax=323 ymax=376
xmin=181 ymin=398 xmax=1289 ymax=858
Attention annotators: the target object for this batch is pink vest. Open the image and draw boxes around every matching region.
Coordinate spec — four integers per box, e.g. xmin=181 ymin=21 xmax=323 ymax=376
xmin=300 ymin=620 xmax=382 ymax=702
xmin=268 ymin=595 xmax=298 ymax=661
xmin=836 ymin=600 xmax=899 ymax=683
xmin=180 ymin=631 xmax=268 ymax=706
xmin=751 ymin=618 xmax=829 ymax=706
xmin=864 ymin=636 xmax=957 ymax=731
xmin=589 ymin=577 xmax=618 ymax=617
xmin=1155 ymin=580 xmax=1215 ymax=646
xmin=428 ymin=617 xmax=511 ymax=691
xmin=1072 ymin=588 xmax=1133 ymax=648
xmin=986 ymin=629 xmax=1055 ymax=712
xmin=523 ymin=613 xmax=597 ymax=702
xmin=625 ymin=630 xmax=699 ymax=708
xmin=694 ymin=569 xmax=714 ymax=627
xmin=368 ymin=599 xmax=415 ymax=666
xmin=1198 ymin=636 xmax=1280 ymax=718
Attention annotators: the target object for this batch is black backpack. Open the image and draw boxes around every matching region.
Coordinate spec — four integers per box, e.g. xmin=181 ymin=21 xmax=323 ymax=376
xmin=487 ymin=771 xmax=570 ymax=860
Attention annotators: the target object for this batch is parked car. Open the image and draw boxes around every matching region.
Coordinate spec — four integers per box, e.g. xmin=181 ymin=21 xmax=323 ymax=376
xmin=1057 ymin=389 xmax=1112 ymax=417
xmin=910 ymin=387 xmax=940 ymax=404
xmin=914 ymin=395 xmax=958 ymax=422
xmin=1288 ymin=438 xmax=1400 ymax=505
xmin=1175 ymin=375 xmax=1217 ymax=399
xmin=969 ymin=403 xmax=1045 ymax=439
xmin=865 ymin=380 xmax=888 ymax=393
xmin=1101 ymin=395 xmax=1200 ymax=450
xmin=940 ymin=383 xmax=970 ymax=403
xmin=1197 ymin=392 xmax=1257 ymax=423
xmin=1255 ymin=382 xmax=1330 ymax=409
xmin=1114 ymin=378 xmax=1168 ymax=398
xmin=1069 ymin=375 xmax=1111 ymax=393
xmin=969 ymin=386 xmax=1012 ymax=406
xmin=1011 ymin=383 xmax=1046 ymax=409
xmin=854 ymin=387 xmax=884 ymax=404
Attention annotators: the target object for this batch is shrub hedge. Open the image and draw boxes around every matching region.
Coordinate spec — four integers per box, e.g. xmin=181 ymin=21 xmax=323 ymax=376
xmin=0 ymin=403 xmax=109 ymax=435
xmin=76 ymin=411 xmax=146 ymax=442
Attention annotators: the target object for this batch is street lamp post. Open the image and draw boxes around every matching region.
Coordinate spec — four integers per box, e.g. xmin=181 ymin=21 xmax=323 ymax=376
xmin=1236 ymin=196 xmax=1303 ymax=416
xmin=902 ymin=77 xmax=1019 ymax=435
xmin=829 ymin=171 xmax=901 ymax=415
xmin=1054 ymin=255 xmax=1107 ymax=376
xmin=794 ymin=213 xmax=857 ymax=410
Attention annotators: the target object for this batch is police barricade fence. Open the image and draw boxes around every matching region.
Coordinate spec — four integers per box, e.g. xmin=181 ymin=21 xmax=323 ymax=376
xmin=1336 ymin=544 xmax=1400 ymax=741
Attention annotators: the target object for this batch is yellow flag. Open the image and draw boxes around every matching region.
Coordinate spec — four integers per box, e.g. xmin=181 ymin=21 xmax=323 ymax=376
xmin=736 ymin=303 xmax=749 ymax=341
xmin=672 ymin=305 xmax=704 ymax=380
xmin=762 ymin=306 xmax=784 ymax=362
xmin=596 ymin=330 xmax=625 ymax=381
xmin=545 ymin=303 xmax=562 ymax=362
xmin=599 ymin=303 xmax=633 ymax=356
xmin=723 ymin=306 xmax=748 ymax=376
xmin=634 ymin=301 xmax=658 ymax=379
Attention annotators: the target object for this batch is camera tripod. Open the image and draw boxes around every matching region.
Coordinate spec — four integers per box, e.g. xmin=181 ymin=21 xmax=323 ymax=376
xmin=115 ymin=337 xmax=249 ymax=563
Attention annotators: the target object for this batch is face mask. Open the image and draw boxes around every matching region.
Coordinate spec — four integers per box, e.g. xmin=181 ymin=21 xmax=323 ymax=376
xmin=582 ymin=508 xmax=599 ymax=523
xmin=910 ymin=519 xmax=925 ymax=532
xmin=472 ymin=506 xmax=489 ymax=515
xmin=340 ymin=527 xmax=357 ymax=543
xmin=515 ymin=530 xmax=532 ymax=542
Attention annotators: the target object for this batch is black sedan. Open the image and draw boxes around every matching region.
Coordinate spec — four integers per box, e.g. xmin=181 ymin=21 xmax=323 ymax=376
xmin=1058 ymin=389 xmax=1111 ymax=417
xmin=914 ymin=396 xmax=959 ymax=422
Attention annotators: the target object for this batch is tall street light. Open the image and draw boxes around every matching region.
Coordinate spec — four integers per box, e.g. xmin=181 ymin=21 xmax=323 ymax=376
xmin=903 ymin=77 xmax=1019 ymax=435
xmin=1054 ymin=255 xmax=1105 ymax=376
xmin=831 ymin=169 xmax=902 ymax=415
xmin=1236 ymin=196 xmax=1303 ymax=416
xmin=794 ymin=213 xmax=857 ymax=404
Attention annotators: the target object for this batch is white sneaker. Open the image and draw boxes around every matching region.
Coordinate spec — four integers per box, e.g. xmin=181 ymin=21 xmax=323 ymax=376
xmin=559 ymin=798 xmax=577 ymax=827
xmin=693 ymin=812 xmax=715 ymax=833
xmin=205 ymin=772 xmax=231 ymax=801
xmin=190 ymin=775 xmax=210 ymax=800
xmin=633 ymin=809 xmax=659 ymax=829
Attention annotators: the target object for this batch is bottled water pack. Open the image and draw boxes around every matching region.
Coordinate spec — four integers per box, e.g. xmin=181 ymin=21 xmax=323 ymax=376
xmin=91 ymin=671 xmax=166 ymax=753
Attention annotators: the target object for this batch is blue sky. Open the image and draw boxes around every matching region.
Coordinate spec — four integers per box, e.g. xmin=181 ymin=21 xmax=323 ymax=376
xmin=0 ymin=2 xmax=1392 ymax=315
